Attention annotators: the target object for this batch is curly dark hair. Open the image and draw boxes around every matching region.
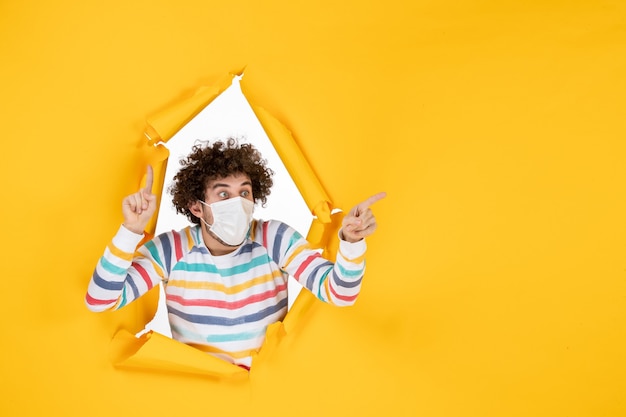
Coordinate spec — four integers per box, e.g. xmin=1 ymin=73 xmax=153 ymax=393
xmin=169 ymin=138 xmax=274 ymax=225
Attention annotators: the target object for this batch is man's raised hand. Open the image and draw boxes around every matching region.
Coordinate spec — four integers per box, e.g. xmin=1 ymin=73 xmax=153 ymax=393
xmin=122 ymin=165 xmax=157 ymax=234
xmin=341 ymin=192 xmax=387 ymax=243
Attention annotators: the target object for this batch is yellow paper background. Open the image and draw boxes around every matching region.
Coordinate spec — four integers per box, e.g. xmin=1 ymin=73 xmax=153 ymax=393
xmin=1 ymin=1 xmax=625 ymax=416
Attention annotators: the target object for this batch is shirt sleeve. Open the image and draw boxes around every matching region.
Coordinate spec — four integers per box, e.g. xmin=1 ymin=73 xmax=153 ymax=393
xmin=258 ymin=220 xmax=366 ymax=306
xmin=85 ymin=225 xmax=176 ymax=312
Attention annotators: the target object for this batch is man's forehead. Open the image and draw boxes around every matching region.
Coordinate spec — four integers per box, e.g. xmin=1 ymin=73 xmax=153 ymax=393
xmin=206 ymin=173 xmax=252 ymax=188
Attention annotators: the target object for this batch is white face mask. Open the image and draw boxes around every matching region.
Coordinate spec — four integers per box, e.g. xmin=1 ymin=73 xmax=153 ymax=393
xmin=199 ymin=197 xmax=255 ymax=246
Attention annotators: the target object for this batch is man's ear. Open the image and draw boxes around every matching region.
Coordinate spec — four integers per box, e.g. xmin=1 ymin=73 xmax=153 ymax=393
xmin=189 ymin=201 xmax=203 ymax=218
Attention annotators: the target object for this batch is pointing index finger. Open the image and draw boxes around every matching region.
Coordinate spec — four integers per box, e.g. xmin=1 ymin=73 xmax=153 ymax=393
xmin=143 ymin=165 xmax=154 ymax=194
xmin=356 ymin=191 xmax=387 ymax=213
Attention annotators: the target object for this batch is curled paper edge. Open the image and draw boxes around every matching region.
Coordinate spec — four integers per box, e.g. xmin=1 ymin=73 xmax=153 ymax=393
xmin=110 ymin=329 xmax=249 ymax=380
xmin=109 ymin=70 xmax=346 ymax=378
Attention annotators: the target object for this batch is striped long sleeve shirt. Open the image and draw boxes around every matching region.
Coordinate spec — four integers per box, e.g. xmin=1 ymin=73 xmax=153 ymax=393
xmin=85 ymin=219 xmax=366 ymax=368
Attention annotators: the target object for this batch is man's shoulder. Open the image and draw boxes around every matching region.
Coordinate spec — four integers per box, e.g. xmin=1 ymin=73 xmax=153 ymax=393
xmin=252 ymin=218 xmax=292 ymax=232
xmin=252 ymin=218 xmax=301 ymax=243
xmin=155 ymin=224 xmax=202 ymax=246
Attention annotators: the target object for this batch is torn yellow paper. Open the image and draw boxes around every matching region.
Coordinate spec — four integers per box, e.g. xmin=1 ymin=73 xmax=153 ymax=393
xmin=145 ymin=72 xmax=239 ymax=146
xmin=242 ymin=99 xmax=333 ymax=224
xmin=111 ymin=329 xmax=249 ymax=379
xmin=306 ymin=210 xmax=345 ymax=251
xmin=109 ymin=71 xmax=343 ymax=378
xmin=3 ymin=2 xmax=626 ymax=416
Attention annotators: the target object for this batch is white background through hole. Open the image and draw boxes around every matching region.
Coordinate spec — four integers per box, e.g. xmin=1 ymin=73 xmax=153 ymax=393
xmin=141 ymin=76 xmax=311 ymax=337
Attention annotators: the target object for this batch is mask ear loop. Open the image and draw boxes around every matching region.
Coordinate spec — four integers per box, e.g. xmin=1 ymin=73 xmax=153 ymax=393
xmin=197 ymin=200 xmax=213 ymax=228
xmin=197 ymin=200 xmax=228 ymax=246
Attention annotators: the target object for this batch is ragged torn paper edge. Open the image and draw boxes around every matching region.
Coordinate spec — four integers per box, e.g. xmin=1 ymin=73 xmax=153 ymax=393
xmin=110 ymin=69 xmax=344 ymax=379
xmin=110 ymin=329 xmax=249 ymax=379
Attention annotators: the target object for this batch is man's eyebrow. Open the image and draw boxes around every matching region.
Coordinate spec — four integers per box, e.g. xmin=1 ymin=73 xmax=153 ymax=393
xmin=210 ymin=180 xmax=252 ymax=189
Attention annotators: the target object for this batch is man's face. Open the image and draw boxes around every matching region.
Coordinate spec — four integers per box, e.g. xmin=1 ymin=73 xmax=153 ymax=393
xmin=201 ymin=173 xmax=254 ymax=224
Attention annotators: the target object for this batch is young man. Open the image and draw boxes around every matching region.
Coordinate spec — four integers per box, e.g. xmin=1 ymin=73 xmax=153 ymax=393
xmin=86 ymin=139 xmax=385 ymax=369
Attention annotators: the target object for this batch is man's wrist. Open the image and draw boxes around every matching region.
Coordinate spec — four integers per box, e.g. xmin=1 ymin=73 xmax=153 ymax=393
xmin=339 ymin=229 xmax=362 ymax=243
xmin=122 ymin=223 xmax=144 ymax=236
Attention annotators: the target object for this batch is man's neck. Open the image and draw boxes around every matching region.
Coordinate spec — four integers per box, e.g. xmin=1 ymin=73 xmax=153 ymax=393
xmin=201 ymin=226 xmax=239 ymax=256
